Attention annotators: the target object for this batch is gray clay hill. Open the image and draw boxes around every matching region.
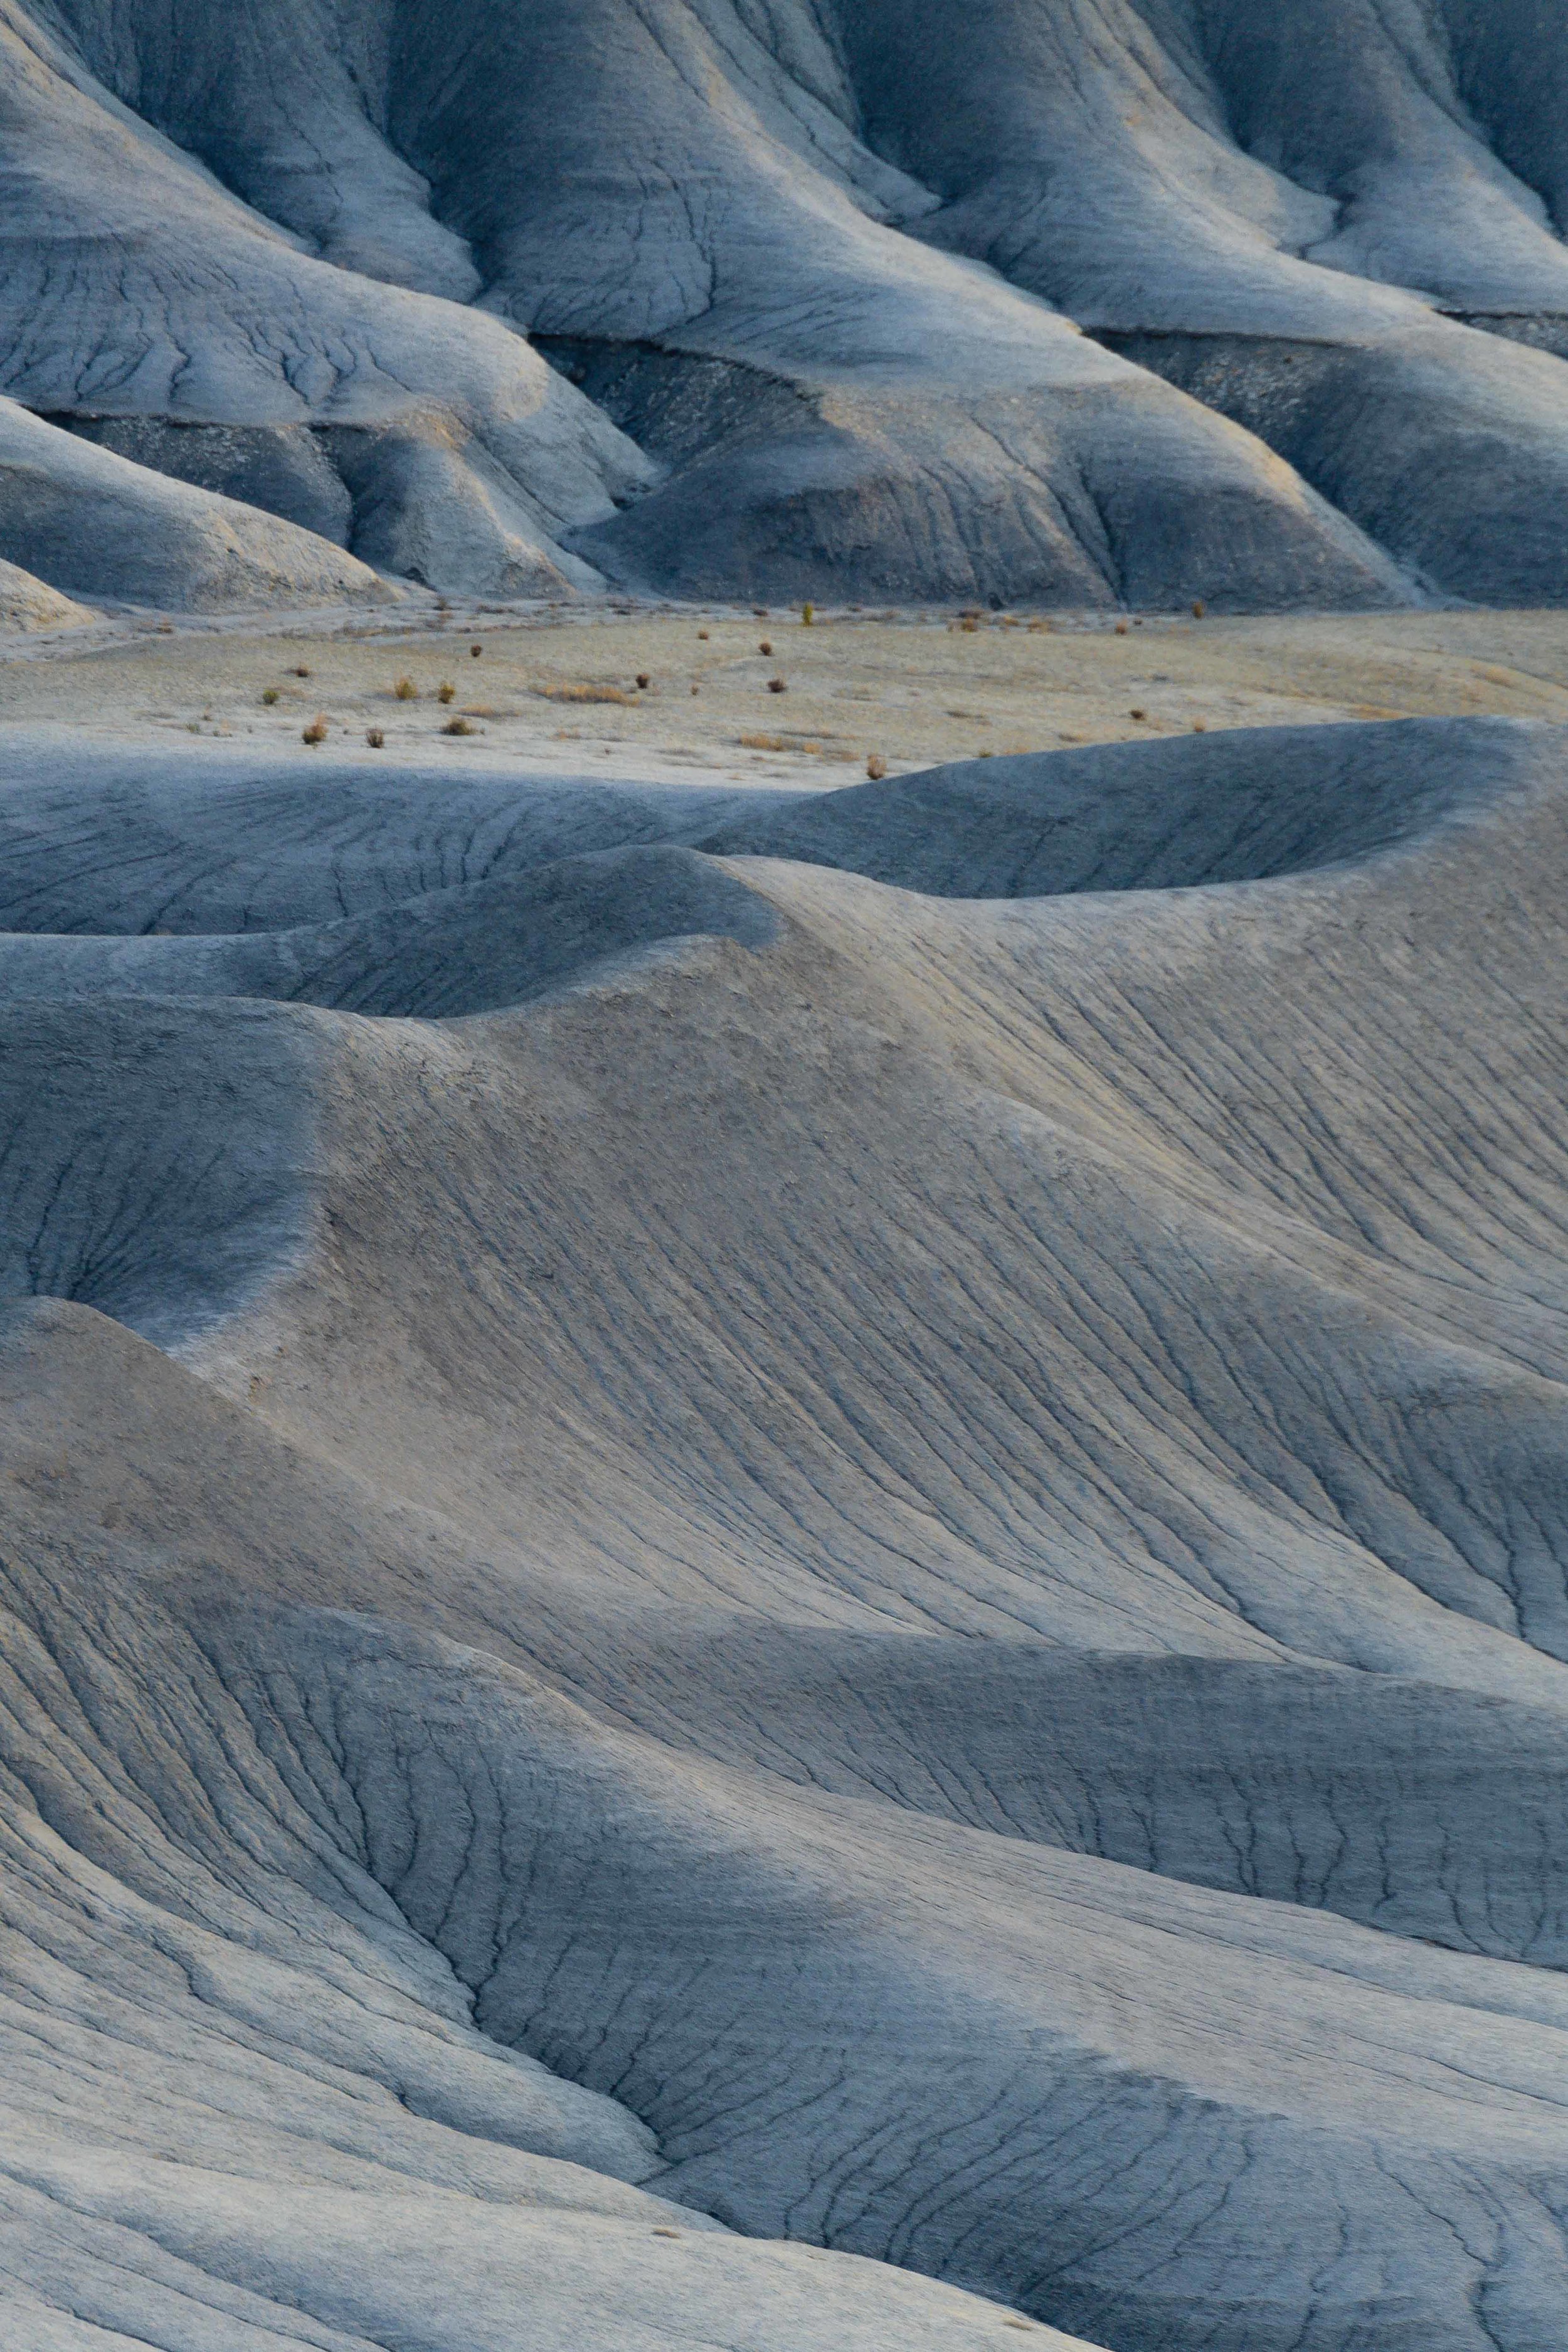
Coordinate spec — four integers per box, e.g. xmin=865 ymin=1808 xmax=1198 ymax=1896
xmin=4 ymin=0 xmax=1568 ymax=608
xmin=4 ymin=10 xmax=1568 ymax=2352
xmin=4 ymin=713 xmax=1568 ymax=2349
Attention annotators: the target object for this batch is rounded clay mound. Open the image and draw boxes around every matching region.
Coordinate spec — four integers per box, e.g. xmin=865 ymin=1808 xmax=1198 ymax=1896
xmin=4 ymin=727 xmax=1568 ymax=2348
xmin=696 ymin=716 xmax=1558 ymax=896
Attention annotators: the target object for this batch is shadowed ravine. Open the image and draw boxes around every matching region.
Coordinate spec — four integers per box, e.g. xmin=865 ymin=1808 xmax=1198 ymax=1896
xmin=2 ymin=716 xmax=1568 ymax=2349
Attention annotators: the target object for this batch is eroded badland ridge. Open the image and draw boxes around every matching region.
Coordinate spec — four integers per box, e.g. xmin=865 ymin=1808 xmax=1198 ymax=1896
xmin=5 ymin=0 xmax=1568 ymax=615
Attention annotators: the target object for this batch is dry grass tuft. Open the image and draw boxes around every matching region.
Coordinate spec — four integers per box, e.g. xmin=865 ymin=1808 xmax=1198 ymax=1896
xmin=866 ymin=753 xmax=887 ymax=780
xmin=301 ymin=715 xmax=329 ymax=745
xmin=366 ymin=727 xmax=385 ymax=748
xmin=767 ymin=677 xmax=787 ymax=694
xmin=442 ymin=716 xmax=475 ymax=736
xmin=437 ymin=681 xmax=456 ymax=705
xmin=393 ymin=675 xmax=418 ymax=701
xmin=739 ymin=732 xmax=787 ymax=751
xmin=260 ymin=687 xmax=279 ymax=706
xmin=532 ymin=682 xmax=638 ymax=706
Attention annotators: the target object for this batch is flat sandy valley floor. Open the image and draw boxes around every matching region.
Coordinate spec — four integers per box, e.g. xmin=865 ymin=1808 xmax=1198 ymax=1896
xmin=11 ymin=599 xmax=1568 ymax=786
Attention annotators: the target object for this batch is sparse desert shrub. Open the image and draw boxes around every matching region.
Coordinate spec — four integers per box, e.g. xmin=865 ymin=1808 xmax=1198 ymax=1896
xmin=636 ymin=672 xmax=650 ymax=689
xmin=532 ymin=682 xmax=637 ymax=705
xmin=443 ymin=716 xmax=475 ymax=736
xmin=1192 ymin=718 xmax=1208 ymax=732
xmin=261 ymin=688 xmax=280 ymax=706
xmin=758 ymin=640 xmax=772 ymax=655
xmin=437 ymin=681 xmax=456 ymax=704
xmin=767 ymin=677 xmax=787 ymax=694
xmin=366 ymin=728 xmax=385 ymax=748
xmin=394 ymin=675 xmax=418 ymax=700
xmin=1192 ymin=598 xmax=1206 ymax=618
xmin=739 ymin=733 xmax=787 ymax=750
xmin=471 ymin=643 xmax=483 ymax=658
xmin=290 ymin=665 xmax=312 ymax=678
xmin=1115 ymin=619 xmax=1128 ymax=635
xmin=1130 ymin=707 xmax=1147 ymax=721
xmin=866 ymin=753 xmax=888 ymax=780
xmin=302 ymin=715 xmax=329 ymax=744
xmin=753 ymin=605 xmax=768 ymax=617
xmin=697 ymin=629 xmax=710 ymax=640
xmin=801 ymin=602 xmax=814 ymax=625
xmin=691 ymin=683 xmax=700 ymax=694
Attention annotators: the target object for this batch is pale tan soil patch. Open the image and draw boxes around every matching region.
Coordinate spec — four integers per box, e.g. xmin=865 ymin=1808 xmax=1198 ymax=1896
xmin=6 ymin=600 xmax=1568 ymax=788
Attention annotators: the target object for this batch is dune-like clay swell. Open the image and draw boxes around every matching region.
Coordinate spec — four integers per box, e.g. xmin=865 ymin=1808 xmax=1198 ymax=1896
xmin=0 ymin=714 xmax=1565 ymax=2347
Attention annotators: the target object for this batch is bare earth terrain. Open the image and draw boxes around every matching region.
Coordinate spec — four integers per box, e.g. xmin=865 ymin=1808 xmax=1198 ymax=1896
xmin=12 ymin=601 xmax=1568 ymax=787
xmin=7 ymin=1 xmax=1568 ymax=2344
xmin=6 ymin=607 xmax=1568 ymax=2349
